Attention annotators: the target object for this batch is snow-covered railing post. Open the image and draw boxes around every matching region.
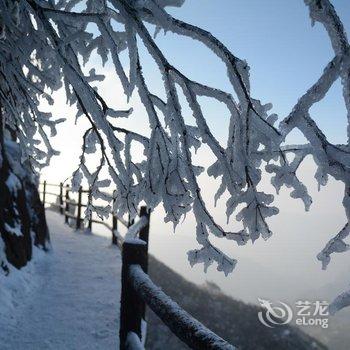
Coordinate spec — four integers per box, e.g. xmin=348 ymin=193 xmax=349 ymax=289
xmin=119 ymin=239 xmax=147 ymax=350
xmin=137 ymin=206 xmax=150 ymax=322
xmin=59 ymin=182 xmax=64 ymax=215
xmin=76 ymin=186 xmax=83 ymax=230
xmin=88 ymin=188 xmax=92 ymax=231
xmin=138 ymin=206 xmax=150 ymax=274
xmin=42 ymin=180 xmax=47 ymax=207
xmin=64 ymin=184 xmax=70 ymax=224
xmin=112 ymin=214 xmax=118 ymax=246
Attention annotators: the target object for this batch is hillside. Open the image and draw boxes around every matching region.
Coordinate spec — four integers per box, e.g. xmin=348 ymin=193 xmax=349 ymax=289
xmin=146 ymin=256 xmax=327 ymax=350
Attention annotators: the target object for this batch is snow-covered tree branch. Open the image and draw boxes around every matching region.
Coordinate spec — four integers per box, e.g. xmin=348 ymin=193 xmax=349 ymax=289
xmin=0 ymin=0 xmax=350 ymax=312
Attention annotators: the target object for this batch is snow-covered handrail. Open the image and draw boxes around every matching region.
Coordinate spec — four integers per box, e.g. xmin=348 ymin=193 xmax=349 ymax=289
xmin=128 ymin=263 xmax=235 ymax=350
xmin=119 ymin=238 xmax=235 ymax=350
xmin=39 ymin=181 xmax=150 ymax=248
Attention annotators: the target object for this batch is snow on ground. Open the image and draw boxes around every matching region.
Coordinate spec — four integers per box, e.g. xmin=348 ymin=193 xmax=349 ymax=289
xmin=0 ymin=210 xmax=122 ymax=350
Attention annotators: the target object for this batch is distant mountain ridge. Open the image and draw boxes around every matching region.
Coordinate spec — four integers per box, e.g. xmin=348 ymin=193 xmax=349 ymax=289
xmin=146 ymin=255 xmax=327 ymax=350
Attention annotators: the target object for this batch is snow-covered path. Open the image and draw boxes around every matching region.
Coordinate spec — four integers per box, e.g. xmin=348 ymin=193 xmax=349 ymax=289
xmin=0 ymin=211 xmax=121 ymax=350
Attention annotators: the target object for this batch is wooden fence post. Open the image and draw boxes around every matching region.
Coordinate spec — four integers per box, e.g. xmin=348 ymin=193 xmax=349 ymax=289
xmin=76 ymin=186 xmax=82 ymax=230
xmin=59 ymin=182 xmax=63 ymax=214
xmin=112 ymin=214 xmax=118 ymax=245
xmin=88 ymin=189 xmax=92 ymax=231
xmin=42 ymin=180 xmax=47 ymax=207
xmin=65 ymin=184 xmax=70 ymax=224
xmin=88 ymin=216 xmax=92 ymax=231
xmin=139 ymin=206 xmax=150 ymax=273
xmin=138 ymin=206 xmax=150 ymax=322
xmin=119 ymin=240 xmax=147 ymax=350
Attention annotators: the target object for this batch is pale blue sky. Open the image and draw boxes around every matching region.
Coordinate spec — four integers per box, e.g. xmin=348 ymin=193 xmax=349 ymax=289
xmin=138 ymin=0 xmax=350 ymax=144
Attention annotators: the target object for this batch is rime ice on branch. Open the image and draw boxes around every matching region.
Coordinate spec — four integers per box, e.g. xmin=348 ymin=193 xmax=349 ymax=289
xmin=1 ymin=0 xmax=350 ymax=310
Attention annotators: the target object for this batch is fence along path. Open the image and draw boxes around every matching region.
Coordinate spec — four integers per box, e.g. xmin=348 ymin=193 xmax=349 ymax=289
xmin=39 ymin=181 xmax=235 ymax=350
xmin=40 ymin=181 xmax=130 ymax=240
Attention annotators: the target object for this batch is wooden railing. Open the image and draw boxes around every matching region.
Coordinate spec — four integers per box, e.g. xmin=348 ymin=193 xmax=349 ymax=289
xmin=39 ymin=181 xmax=235 ymax=350
xmin=120 ymin=239 xmax=235 ymax=350
xmin=39 ymin=181 xmax=132 ymax=246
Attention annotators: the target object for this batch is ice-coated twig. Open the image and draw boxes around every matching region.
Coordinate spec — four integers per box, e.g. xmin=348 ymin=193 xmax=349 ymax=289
xmin=0 ymin=0 xmax=350 ymax=308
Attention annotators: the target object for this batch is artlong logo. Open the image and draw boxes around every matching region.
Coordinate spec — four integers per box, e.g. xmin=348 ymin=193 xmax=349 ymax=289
xmin=257 ymin=298 xmax=293 ymax=328
xmin=258 ymin=298 xmax=329 ymax=329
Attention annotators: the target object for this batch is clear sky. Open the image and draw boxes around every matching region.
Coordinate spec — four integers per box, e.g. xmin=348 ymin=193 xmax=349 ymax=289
xmin=42 ymin=0 xmax=350 ymax=310
xmin=146 ymin=0 xmax=350 ymax=144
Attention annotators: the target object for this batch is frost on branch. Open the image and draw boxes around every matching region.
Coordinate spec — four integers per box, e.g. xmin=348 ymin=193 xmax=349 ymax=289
xmin=1 ymin=0 xmax=350 ymax=311
xmin=7 ymin=0 xmax=279 ymax=273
